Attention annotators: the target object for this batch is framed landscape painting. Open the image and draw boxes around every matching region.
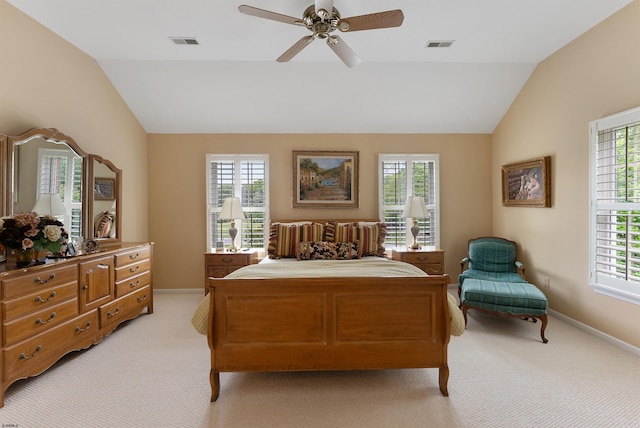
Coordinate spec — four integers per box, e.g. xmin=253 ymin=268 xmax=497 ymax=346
xmin=502 ymin=156 xmax=551 ymax=207
xmin=293 ymin=150 xmax=359 ymax=208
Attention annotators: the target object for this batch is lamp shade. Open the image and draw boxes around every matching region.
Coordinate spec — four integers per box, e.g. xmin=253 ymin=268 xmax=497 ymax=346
xmin=402 ymin=196 xmax=429 ymax=219
xmin=219 ymin=197 xmax=245 ymax=220
xmin=32 ymin=193 xmax=68 ymax=216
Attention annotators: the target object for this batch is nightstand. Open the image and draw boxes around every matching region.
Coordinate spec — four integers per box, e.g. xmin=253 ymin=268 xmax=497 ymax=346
xmin=391 ymin=247 xmax=445 ymax=275
xmin=204 ymin=250 xmax=258 ymax=294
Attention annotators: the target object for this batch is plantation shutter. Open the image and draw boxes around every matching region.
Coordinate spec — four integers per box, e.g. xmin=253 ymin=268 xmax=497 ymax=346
xmin=206 ymin=155 xmax=269 ymax=250
xmin=590 ymin=106 xmax=640 ymax=304
xmin=379 ymin=154 xmax=439 ymax=248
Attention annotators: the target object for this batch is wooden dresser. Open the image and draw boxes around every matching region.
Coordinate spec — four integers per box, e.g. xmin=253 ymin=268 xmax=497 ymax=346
xmin=0 ymin=242 xmax=153 ymax=407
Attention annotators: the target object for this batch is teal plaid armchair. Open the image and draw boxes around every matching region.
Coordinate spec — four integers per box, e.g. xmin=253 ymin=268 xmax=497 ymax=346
xmin=459 ymin=237 xmax=526 ymax=286
xmin=458 ymin=236 xmax=549 ymax=343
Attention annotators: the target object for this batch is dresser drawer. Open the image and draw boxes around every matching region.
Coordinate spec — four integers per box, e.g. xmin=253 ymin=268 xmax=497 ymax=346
xmin=115 ymin=258 xmax=151 ymax=283
xmin=3 ymin=310 xmax=100 ymax=382
xmin=1 ymin=265 xmax=77 ymax=299
xmin=2 ymin=282 xmax=77 ymax=322
xmin=114 ymin=246 xmax=151 ymax=267
xmin=398 ymin=252 xmax=443 ymax=265
xmin=3 ymin=298 xmax=79 ymax=346
xmin=99 ymin=285 xmax=151 ymax=329
xmin=115 ymin=271 xmax=151 ymax=298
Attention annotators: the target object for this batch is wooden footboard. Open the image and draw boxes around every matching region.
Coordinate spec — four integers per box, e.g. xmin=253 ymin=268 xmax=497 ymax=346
xmin=208 ymin=275 xmax=451 ymax=400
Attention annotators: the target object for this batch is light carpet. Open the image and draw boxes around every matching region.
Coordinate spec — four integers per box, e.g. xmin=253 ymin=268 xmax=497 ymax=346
xmin=0 ymin=292 xmax=638 ymax=428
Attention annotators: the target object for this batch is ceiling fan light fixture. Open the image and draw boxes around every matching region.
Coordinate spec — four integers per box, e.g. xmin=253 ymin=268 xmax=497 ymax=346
xmin=238 ymin=2 xmax=404 ymax=67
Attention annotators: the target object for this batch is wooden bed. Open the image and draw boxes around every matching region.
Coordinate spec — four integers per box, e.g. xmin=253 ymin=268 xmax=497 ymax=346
xmin=206 ymin=270 xmax=451 ymax=400
xmin=195 ymin=219 xmax=456 ymax=401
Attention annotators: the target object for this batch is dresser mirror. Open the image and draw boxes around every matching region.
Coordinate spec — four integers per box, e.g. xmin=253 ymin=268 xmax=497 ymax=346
xmin=88 ymin=154 xmax=121 ymax=243
xmin=2 ymin=127 xmax=122 ymax=244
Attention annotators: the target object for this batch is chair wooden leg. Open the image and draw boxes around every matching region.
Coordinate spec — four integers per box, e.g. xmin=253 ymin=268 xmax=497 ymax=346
xmin=538 ymin=314 xmax=548 ymax=344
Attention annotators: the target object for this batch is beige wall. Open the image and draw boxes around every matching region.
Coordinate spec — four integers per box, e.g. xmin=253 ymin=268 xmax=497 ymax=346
xmin=493 ymin=0 xmax=640 ymax=347
xmin=0 ymin=1 xmax=148 ymax=243
xmin=147 ymin=133 xmax=492 ymax=291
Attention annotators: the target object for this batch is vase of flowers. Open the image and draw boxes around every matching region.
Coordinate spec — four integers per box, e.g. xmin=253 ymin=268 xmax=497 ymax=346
xmin=0 ymin=212 xmax=68 ymax=267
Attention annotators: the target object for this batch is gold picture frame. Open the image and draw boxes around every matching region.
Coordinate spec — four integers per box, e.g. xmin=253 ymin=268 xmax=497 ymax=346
xmin=501 ymin=156 xmax=551 ymax=207
xmin=293 ymin=150 xmax=359 ymax=208
xmin=94 ymin=177 xmax=116 ymax=201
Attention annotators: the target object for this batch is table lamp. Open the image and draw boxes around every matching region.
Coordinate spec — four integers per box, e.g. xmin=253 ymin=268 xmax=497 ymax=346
xmin=402 ymin=195 xmax=429 ymax=250
xmin=219 ymin=197 xmax=245 ymax=252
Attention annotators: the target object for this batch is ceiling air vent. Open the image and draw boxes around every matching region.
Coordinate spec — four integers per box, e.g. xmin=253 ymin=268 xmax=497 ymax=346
xmin=425 ymin=40 xmax=454 ymax=48
xmin=170 ymin=37 xmax=199 ymax=45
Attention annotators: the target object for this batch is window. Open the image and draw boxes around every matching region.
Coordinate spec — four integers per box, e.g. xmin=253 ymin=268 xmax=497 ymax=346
xmin=590 ymin=106 xmax=640 ymax=305
xmin=379 ymin=154 xmax=440 ymax=248
xmin=37 ymin=148 xmax=83 ymax=240
xmin=206 ymin=154 xmax=269 ymax=250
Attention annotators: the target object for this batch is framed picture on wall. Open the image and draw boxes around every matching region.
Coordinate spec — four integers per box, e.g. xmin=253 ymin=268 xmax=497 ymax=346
xmin=501 ymin=156 xmax=551 ymax=207
xmin=293 ymin=150 xmax=359 ymax=208
xmin=94 ymin=178 xmax=116 ymax=201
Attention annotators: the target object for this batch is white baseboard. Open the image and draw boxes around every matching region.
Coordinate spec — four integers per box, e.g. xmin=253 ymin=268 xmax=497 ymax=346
xmin=548 ymin=308 xmax=640 ymax=357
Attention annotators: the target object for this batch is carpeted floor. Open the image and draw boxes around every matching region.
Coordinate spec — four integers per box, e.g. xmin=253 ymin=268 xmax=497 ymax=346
xmin=0 ymin=292 xmax=638 ymax=428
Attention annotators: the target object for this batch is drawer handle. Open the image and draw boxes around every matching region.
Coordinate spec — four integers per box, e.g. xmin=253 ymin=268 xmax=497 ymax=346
xmin=82 ymin=283 xmax=88 ymax=290
xmin=107 ymin=308 xmax=120 ymax=318
xmin=221 ymin=258 xmax=234 ymax=263
xmin=35 ymin=312 xmax=56 ymax=325
xmin=129 ymin=252 xmax=140 ymax=260
xmin=34 ymin=273 xmax=55 ymax=285
xmin=416 ymin=256 xmax=428 ymax=262
xmin=75 ymin=321 xmax=92 ymax=333
xmin=129 ymin=265 xmax=140 ymax=273
xmin=35 ymin=291 xmax=57 ymax=303
xmin=19 ymin=345 xmax=43 ymax=360
xmin=130 ymin=279 xmax=140 ymax=288
xmin=137 ymin=294 xmax=147 ymax=303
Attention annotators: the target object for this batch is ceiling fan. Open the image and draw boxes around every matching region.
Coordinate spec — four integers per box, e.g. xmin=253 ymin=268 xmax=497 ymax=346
xmin=238 ymin=1 xmax=404 ymax=68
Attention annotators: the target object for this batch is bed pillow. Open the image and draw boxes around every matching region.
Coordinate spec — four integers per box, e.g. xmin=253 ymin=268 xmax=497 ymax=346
xmin=325 ymin=221 xmax=357 ymax=243
xmin=268 ymin=222 xmax=325 ymax=258
xmin=326 ymin=221 xmax=386 ymax=257
xmin=355 ymin=222 xmax=387 ymax=257
xmin=335 ymin=241 xmax=361 ymax=260
xmin=296 ymin=241 xmax=337 ymax=260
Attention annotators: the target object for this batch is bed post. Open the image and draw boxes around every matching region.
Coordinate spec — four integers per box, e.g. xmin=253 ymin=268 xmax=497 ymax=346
xmin=207 ymin=282 xmax=220 ymax=401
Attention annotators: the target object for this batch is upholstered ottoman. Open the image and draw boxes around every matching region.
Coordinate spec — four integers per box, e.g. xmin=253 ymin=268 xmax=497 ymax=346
xmin=460 ymin=278 xmax=549 ymax=343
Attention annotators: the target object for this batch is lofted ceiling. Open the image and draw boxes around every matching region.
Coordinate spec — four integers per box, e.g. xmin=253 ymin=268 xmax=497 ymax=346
xmin=7 ymin=0 xmax=633 ymax=134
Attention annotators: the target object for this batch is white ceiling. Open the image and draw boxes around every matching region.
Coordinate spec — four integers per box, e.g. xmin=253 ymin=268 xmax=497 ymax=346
xmin=8 ymin=0 xmax=633 ymax=134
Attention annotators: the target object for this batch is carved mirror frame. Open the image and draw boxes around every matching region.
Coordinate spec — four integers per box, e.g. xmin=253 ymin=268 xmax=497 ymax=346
xmin=88 ymin=154 xmax=122 ymax=244
xmin=2 ymin=127 xmax=122 ymax=244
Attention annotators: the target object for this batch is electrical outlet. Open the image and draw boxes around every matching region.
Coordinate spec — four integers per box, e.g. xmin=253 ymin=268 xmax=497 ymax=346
xmin=541 ymin=277 xmax=551 ymax=289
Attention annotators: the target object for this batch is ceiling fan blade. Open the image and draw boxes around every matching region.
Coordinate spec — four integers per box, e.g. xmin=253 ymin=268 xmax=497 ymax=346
xmin=238 ymin=5 xmax=301 ymax=26
xmin=315 ymin=0 xmax=334 ymax=20
xmin=338 ymin=9 xmax=404 ymax=32
xmin=277 ymin=36 xmax=315 ymax=63
xmin=327 ymin=36 xmax=361 ymax=68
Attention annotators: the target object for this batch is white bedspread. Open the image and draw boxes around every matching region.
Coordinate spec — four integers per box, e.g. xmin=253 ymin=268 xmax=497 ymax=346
xmin=191 ymin=257 xmax=465 ymax=336
xmin=228 ymin=257 xmax=427 ymax=279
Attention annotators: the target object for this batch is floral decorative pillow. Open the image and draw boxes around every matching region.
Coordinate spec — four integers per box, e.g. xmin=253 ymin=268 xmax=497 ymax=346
xmin=335 ymin=241 xmax=361 ymax=259
xmin=297 ymin=241 xmax=337 ymax=260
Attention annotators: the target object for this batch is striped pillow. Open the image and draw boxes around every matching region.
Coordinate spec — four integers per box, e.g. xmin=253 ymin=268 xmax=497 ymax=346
xmin=326 ymin=221 xmax=387 ymax=257
xmin=355 ymin=222 xmax=387 ymax=257
xmin=268 ymin=222 xmax=325 ymax=258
